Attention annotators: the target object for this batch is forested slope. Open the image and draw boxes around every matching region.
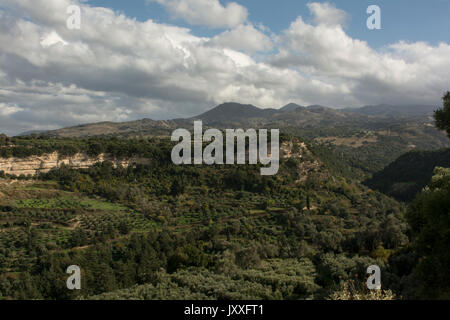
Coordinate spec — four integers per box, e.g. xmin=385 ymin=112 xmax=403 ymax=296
xmin=364 ymin=149 xmax=450 ymax=201
xmin=0 ymin=135 xmax=410 ymax=299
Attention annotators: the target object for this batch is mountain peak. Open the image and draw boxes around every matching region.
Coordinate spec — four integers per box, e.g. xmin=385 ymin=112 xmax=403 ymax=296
xmin=192 ymin=102 xmax=276 ymax=124
xmin=280 ymin=103 xmax=304 ymax=112
xmin=213 ymin=102 xmax=261 ymax=112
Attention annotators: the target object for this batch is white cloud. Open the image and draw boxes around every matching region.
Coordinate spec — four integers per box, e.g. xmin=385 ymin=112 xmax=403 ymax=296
xmin=209 ymin=24 xmax=273 ymax=53
xmin=0 ymin=103 xmax=22 ymax=116
xmin=270 ymin=3 xmax=450 ymax=106
xmin=148 ymin=0 xmax=248 ymax=28
xmin=0 ymin=0 xmax=448 ymax=135
xmin=307 ymin=2 xmax=348 ymax=27
xmin=40 ymin=31 xmax=68 ymax=47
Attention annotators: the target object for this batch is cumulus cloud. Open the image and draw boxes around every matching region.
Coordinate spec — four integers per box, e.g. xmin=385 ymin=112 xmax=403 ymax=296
xmin=0 ymin=0 xmax=305 ymax=134
xmin=0 ymin=103 xmax=22 ymax=116
xmin=0 ymin=0 xmax=448 ymax=135
xmin=270 ymin=2 xmax=450 ymax=106
xmin=307 ymin=2 xmax=348 ymax=27
xmin=209 ymin=24 xmax=273 ymax=53
xmin=147 ymin=0 xmax=248 ymax=28
xmin=40 ymin=31 xmax=68 ymax=47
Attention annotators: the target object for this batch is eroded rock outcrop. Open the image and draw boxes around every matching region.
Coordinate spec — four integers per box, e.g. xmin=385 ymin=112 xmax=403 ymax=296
xmin=0 ymin=152 xmax=150 ymax=176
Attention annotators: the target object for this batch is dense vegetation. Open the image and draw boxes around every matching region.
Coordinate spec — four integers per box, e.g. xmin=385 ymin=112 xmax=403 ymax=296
xmin=405 ymin=167 xmax=450 ymax=298
xmin=0 ymin=134 xmax=172 ymax=160
xmin=0 ymin=136 xmax=414 ymax=299
xmin=0 ymin=94 xmax=449 ymax=300
xmin=434 ymin=91 xmax=450 ymax=138
xmin=364 ymin=149 xmax=450 ymax=201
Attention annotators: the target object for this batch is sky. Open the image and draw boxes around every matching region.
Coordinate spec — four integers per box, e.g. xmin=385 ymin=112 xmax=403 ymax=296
xmin=0 ymin=0 xmax=449 ymax=135
xmin=89 ymin=0 xmax=450 ymax=48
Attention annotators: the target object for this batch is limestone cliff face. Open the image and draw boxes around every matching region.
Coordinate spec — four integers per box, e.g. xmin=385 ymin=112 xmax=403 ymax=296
xmin=0 ymin=140 xmax=316 ymax=177
xmin=0 ymin=152 xmax=150 ymax=176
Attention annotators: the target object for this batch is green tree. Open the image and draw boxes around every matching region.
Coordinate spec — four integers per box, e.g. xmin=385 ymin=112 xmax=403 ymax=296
xmin=170 ymin=178 xmax=185 ymax=196
xmin=406 ymin=167 xmax=450 ymax=298
xmin=0 ymin=133 xmax=8 ymax=146
xmin=434 ymin=91 xmax=450 ymax=138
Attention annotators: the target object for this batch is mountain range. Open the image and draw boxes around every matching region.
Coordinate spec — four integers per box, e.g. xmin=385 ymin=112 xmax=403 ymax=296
xmin=31 ymin=102 xmax=438 ymax=138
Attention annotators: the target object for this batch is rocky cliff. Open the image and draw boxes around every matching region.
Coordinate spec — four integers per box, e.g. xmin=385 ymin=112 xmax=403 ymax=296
xmin=0 ymin=152 xmax=150 ymax=176
xmin=0 ymin=140 xmax=317 ymax=177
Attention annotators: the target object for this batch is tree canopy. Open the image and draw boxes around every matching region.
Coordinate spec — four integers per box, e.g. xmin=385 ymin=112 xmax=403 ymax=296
xmin=434 ymin=91 xmax=450 ymax=138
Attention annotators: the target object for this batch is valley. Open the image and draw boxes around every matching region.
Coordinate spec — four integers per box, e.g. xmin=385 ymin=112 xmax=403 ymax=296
xmin=0 ymin=102 xmax=448 ymax=300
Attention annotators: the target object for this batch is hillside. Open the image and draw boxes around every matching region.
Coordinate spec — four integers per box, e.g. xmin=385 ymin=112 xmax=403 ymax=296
xmin=280 ymin=103 xmax=304 ymax=112
xmin=20 ymin=102 xmax=450 ymax=176
xmin=188 ymin=102 xmax=277 ymax=124
xmin=1 ymin=102 xmax=447 ymax=300
xmin=364 ymin=148 xmax=450 ymax=201
xmin=343 ymin=104 xmax=437 ymax=117
xmin=45 ymin=119 xmax=178 ymax=138
xmin=36 ymin=102 xmax=439 ymax=138
xmin=190 ymin=103 xmax=376 ymax=128
xmin=0 ymin=135 xmax=410 ymax=299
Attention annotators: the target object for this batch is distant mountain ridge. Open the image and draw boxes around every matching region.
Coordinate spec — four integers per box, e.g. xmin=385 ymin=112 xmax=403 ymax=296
xmin=343 ymin=104 xmax=437 ymax=117
xmin=279 ymin=103 xmax=304 ymax=112
xmin=20 ymin=102 xmax=439 ymax=137
xmin=189 ymin=102 xmax=278 ymax=124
